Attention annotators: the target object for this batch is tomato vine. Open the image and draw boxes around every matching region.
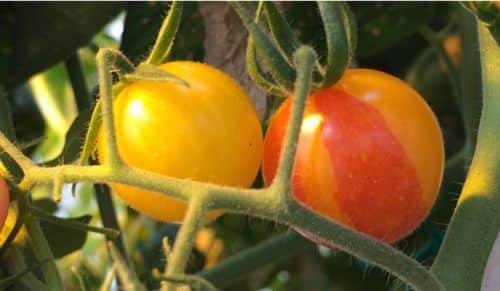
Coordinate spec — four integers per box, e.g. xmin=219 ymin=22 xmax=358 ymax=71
xmin=0 ymin=2 xmax=498 ymax=291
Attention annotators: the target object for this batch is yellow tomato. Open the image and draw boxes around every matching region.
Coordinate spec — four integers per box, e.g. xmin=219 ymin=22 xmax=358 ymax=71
xmin=98 ymin=61 xmax=263 ymax=222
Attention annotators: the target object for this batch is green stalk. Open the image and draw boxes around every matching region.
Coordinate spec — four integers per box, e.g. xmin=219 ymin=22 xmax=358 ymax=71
xmin=2 ymin=246 xmax=49 ymax=291
xmin=162 ymin=196 xmax=206 ymax=291
xmin=431 ymin=21 xmax=500 ymax=291
xmin=30 ymin=206 xmax=120 ymax=239
xmin=272 ymin=46 xmax=315 ymax=194
xmin=95 ymin=49 xmax=123 ymax=168
xmin=285 ymin=202 xmax=443 ymax=291
xmin=66 ymin=48 xmax=131 ymax=265
xmin=94 ymin=183 xmax=131 ymax=266
xmin=145 ymin=1 xmax=183 ymax=65
xmin=24 ymin=215 xmax=64 ymax=291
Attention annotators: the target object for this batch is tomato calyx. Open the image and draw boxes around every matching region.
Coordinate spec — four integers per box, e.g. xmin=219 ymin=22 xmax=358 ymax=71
xmin=123 ymin=63 xmax=190 ymax=87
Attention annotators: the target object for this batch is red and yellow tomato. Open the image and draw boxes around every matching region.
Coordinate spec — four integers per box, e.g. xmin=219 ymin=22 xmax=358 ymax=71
xmin=263 ymin=69 xmax=445 ymax=243
xmin=98 ymin=61 xmax=264 ymax=222
xmin=0 ymin=178 xmax=9 ymax=231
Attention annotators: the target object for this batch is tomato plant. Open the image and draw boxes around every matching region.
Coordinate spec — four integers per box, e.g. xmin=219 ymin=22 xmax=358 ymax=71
xmin=0 ymin=178 xmax=8 ymax=232
xmin=97 ymin=61 xmax=264 ymax=222
xmin=263 ymin=69 xmax=445 ymax=243
xmin=1 ymin=2 xmax=499 ymax=291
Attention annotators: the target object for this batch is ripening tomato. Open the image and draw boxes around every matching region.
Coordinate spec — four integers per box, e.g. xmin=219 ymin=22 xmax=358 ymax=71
xmin=0 ymin=178 xmax=9 ymax=231
xmin=98 ymin=61 xmax=263 ymax=222
xmin=263 ymin=69 xmax=445 ymax=243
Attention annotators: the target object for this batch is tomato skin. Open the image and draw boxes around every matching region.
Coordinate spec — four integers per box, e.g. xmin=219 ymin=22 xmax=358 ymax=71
xmin=98 ymin=61 xmax=264 ymax=222
xmin=263 ymin=69 xmax=445 ymax=243
xmin=0 ymin=178 xmax=9 ymax=232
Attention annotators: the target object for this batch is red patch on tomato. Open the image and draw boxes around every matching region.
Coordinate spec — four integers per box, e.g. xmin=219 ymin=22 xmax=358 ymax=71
xmin=314 ymin=89 xmax=425 ymax=242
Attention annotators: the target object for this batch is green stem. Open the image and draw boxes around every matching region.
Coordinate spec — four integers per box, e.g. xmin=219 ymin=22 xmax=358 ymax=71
xmin=95 ymin=48 xmax=123 ymax=168
xmin=284 ymin=202 xmax=443 ymax=291
xmin=30 ymin=206 xmax=120 ymax=239
xmin=0 ymin=133 xmax=35 ymax=172
xmin=198 ymin=232 xmax=313 ymax=287
xmin=273 ymin=46 xmax=315 ymax=195
xmin=108 ymin=243 xmax=146 ymax=291
xmin=155 ymin=274 xmax=217 ymax=291
xmin=94 ymin=183 xmax=131 ymax=265
xmin=66 ymin=48 xmax=131 ymax=266
xmin=65 ymin=53 xmax=91 ymax=111
xmin=145 ymin=1 xmax=183 ymax=65
xmin=2 ymin=245 xmax=49 ymax=291
xmin=162 ymin=196 xmax=206 ymax=291
xmin=431 ymin=21 xmax=500 ymax=291
xmin=78 ymin=83 xmax=126 ymax=167
xmin=24 ymin=215 xmax=64 ymax=291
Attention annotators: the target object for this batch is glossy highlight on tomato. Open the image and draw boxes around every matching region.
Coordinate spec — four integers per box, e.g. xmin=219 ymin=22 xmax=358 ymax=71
xmin=0 ymin=178 xmax=9 ymax=231
xmin=98 ymin=61 xmax=264 ymax=222
xmin=263 ymin=69 xmax=445 ymax=243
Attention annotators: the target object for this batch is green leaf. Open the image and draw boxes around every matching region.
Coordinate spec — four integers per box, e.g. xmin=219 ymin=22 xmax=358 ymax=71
xmin=120 ymin=2 xmax=205 ymax=63
xmin=0 ymin=4 xmax=123 ymax=89
xmin=120 ymin=2 xmax=170 ymax=64
xmin=351 ymin=3 xmax=434 ymax=57
xmin=44 ymin=109 xmax=92 ymax=166
xmin=124 ymin=63 xmax=189 ymax=86
xmin=41 ymin=215 xmax=92 ymax=259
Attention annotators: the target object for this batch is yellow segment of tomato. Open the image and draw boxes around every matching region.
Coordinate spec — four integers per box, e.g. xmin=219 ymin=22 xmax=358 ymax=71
xmin=0 ymin=178 xmax=9 ymax=232
xmin=98 ymin=61 xmax=264 ymax=222
xmin=263 ymin=69 xmax=444 ymax=243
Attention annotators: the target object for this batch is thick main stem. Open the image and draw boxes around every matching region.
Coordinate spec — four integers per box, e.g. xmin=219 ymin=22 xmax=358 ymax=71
xmin=162 ymin=196 xmax=206 ymax=291
xmin=431 ymin=21 xmax=500 ymax=291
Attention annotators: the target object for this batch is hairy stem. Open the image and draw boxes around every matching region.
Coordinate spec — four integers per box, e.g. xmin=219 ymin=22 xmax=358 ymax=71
xmin=162 ymin=196 xmax=206 ymax=291
xmin=95 ymin=49 xmax=124 ymax=168
xmin=272 ymin=46 xmax=315 ymax=196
